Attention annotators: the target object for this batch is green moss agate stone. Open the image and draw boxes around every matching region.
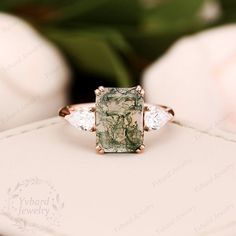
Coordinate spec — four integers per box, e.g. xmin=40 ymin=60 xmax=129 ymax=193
xmin=96 ymin=87 xmax=144 ymax=153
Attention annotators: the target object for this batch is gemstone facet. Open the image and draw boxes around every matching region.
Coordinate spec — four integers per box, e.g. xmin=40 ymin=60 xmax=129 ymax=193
xmin=144 ymin=105 xmax=172 ymax=131
xmin=96 ymin=87 xmax=144 ymax=153
xmin=65 ymin=107 xmax=95 ymax=131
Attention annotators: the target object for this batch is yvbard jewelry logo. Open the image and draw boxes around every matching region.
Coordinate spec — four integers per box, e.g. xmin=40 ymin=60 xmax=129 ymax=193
xmin=2 ymin=177 xmax=64 ymax=232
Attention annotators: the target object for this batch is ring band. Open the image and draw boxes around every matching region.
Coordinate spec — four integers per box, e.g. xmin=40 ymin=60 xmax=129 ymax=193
xmin=59 ymin=86 xmax=174 ymax=154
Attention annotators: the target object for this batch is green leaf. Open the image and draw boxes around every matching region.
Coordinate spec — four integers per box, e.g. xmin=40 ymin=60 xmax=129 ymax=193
xmin=57 ymin=28 xmax=133 ymax=53
xmin=54 ymin=0 xmax=142 ymax=25
xmin=219 ymin=0 xmax=236 ymax=23
xmin=45 ymin=29 xmax=131 ymax=87
xmin=143 ymin=0 xmax=205 ymax=33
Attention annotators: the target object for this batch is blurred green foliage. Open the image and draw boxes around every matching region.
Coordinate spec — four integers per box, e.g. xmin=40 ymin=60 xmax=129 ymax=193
xmin=0 ymin=0 xmax=235 ymax=89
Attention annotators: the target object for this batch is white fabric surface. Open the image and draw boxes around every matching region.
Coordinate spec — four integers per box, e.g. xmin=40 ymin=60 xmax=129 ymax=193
xmin=0 ymin=117 xmax=236 ymax=236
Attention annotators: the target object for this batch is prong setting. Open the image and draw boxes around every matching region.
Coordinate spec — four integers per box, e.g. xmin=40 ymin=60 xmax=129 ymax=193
xmin=98 ymin=86 xmax=105 ymax=92
xmin=136 ymin=144 xmax=145 ymax=153
xmin=95 ymin=86 xmax=105 ymax=96
xmin=136 ymin=85 xmax=142 ymax=92
xmin=144 ymin=106 xmax=150 ymax=112
xmin=59 ymin=106 xmax=70 ymax=117
xmin=90 ymin=127 xmax=96 ymax=132
xmin=95 ymin=89 xmax=101 ymax=96
xmin=89 ymin=106 xmax=96 ymax=112
xmin=96 ymin=145 xmax=104 ymax=154
xmin=140 ymin=144 xmax=145 ymax=150
xmin=136 ymin=85 xmax=145 ymax=97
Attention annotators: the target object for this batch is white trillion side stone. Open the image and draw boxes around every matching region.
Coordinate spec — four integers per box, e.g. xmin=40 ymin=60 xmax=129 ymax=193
xmin=145 ymin=105 xmax=172 ymax=131
xmin=65 ymin=107 xmax=95 ymax=131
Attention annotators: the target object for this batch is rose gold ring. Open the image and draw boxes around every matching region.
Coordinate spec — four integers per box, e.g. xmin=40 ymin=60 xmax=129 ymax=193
xmin=59 ymin=86 xmax=174 ymax=154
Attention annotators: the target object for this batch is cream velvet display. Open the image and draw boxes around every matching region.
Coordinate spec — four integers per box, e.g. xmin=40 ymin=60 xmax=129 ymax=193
xmin=0 ymin=13 xmax=70 ymax=131
xmin=0 ymin=118 xmax=236 ymax=236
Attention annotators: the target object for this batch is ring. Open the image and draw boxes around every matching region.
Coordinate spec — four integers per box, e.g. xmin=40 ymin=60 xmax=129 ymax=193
xmin=59 ymin=86 xmax=174 ymax=154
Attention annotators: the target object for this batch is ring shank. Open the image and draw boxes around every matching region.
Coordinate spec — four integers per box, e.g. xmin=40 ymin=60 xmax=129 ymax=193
xmin=59 ymin=103 xmax=174 ymax=118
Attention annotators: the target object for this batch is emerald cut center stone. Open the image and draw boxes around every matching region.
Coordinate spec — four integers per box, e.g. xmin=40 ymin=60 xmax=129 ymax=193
xmin=96 ymin=87 xmax=144 ymax=153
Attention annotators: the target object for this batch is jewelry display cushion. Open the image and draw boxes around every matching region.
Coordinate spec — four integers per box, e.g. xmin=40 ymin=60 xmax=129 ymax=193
xmin=0 ymin=117 xmax=236 ymax=236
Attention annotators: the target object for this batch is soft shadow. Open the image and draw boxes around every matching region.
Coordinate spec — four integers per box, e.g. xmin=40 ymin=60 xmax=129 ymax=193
xmin=58 ymin=123 xmax=95 ymax=151
xmin=144 ymin=123 xmax=177 ymax=148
